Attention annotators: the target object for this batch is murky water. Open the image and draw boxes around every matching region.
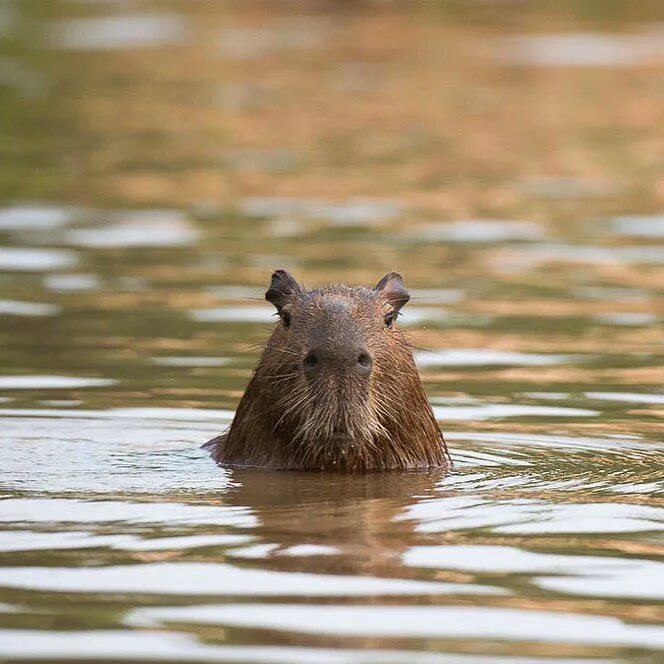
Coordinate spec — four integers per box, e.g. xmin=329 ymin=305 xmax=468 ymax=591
xmin=1 ymin=1 xmax=663 ymax=662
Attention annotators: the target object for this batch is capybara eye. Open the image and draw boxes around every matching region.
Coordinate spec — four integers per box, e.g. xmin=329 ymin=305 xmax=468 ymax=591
xmin=303 ymin=351 xmax=318 ymax=370
xmin=384 ymin=312 xmax=395 ymax=328
xmin=281 ymin=311 xmax=292 ymax=328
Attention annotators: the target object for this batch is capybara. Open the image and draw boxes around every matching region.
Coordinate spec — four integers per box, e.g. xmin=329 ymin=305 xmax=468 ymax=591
xmin=205 ymin=270 xmax=449 ymax=471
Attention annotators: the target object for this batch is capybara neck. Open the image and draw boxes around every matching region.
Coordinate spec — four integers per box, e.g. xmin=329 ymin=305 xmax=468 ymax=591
xmin=205 ymin=270 xmax=449 ymax=471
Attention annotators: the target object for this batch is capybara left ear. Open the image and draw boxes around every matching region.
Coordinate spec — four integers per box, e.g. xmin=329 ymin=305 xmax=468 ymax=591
xmin=375 ymin=272 xmax=410 ymax=314
xmin=265 ymin=269 xmax=301 ymax=312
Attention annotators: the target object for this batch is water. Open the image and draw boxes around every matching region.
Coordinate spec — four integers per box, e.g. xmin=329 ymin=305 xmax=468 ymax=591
xmin=1 ymin=1 xmax=663 ymax=662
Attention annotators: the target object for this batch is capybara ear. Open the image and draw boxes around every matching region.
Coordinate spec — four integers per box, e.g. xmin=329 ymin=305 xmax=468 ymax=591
xmin=375 ymin=272 xmax=410 ymax=315
xmin=265 ymin=269 xmax=301 ymax=312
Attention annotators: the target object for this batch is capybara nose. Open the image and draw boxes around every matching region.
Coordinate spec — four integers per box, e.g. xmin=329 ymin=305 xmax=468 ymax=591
xmin=356 ymin=350 xmax=373 ymax=374
xmin=303 ymin=348 xmax=373 ymax=376
xmin=303 ymin=350 xmax=319 ymax=374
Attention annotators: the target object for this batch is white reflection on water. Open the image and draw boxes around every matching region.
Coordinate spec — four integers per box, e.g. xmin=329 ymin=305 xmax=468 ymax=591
xmin=0 ymin=414 xmax=230 ymax=493
xmin=451 ymin=431 xmax=658 ymax=452
xmin=190 ymin=306 xmax=275 ymax=323
xmin=405 ymin=544 xmax=664 ymax=600
xmin=0 ymin=498 xmax=250 ymax=527
xmin=0 ymin=407 xmax=233 ymax=421
xmin=205 ymin=285 xmax=262 ymax=299
xmin=0 ymin=204 xmax=78 ymax=230
xmin=64 ymin=211 xmax=198 ymax=248
xmin=408 ymin=288 xmax=463 ymax=304
xmin=39 ymin=399 xmax=81 ymax=407
xmin=48 ymin=13 xmax=187 ymax=51
xmin=0 ymin=530 xmax=250 ymax=553
xmin=127 ymin=604 xmax=664 ymax=647
xmin=43 ymin=273 xmax=101 ymax=291
xmin=584 ymin=391 xmax=664 ymax=405
xmin=151 ymin=356 xmax=232 ymax=367
xmin=0 ymin=376 xmax=114 ymax=389
xmin=610 ymin=214 xmax=664 ymax=238
xmin=522 ymin=391 xmax=569 ymax=400
xmin=497 ymin=29 xmax=664 ymax=67
xmin=238 ymin=197 xmax=404 ymax=226
xmin=433 ymin=403 xmax=596 ymax=420
xmin=279 ymin=544 xmax=338 ymax=557
xmin=416 ymin=349 xmax=571 ymax=367
xmin=537 ymin=561 xmax=664 ymax=600
xmin=398 ymin=307 xmax=451 ymax=326
xmin=0 ymin=630 xmax=574 ymax=664
xmin=493 ymin=243 xmax=664 ymax=272
xmin=0 ymin=562 xmax=501 ymax=597
xmin=0 ymin=247 xmax=77 ymax=271
xmin=594 ymin=312 xmax=658 ymax=326
xmin=411 ymin=220 xmax=545 ymax=243
xmin=401 ymin=497 xmax=663 ymax=534
xmin=0 ymin=299 xmax=60 ymax=316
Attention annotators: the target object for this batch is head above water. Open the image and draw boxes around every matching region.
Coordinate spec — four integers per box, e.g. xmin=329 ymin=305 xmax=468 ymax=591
xmin=265 ymin=268 xmax=410 ymax=384
xmin=205 ymin=270 xmax=449 ymax=471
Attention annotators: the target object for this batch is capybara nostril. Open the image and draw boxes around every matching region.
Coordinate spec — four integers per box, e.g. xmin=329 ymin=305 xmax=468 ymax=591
xmin=357 ymin=351 xmax=373 ymax=373
xmin=303 ymin=351 xmax=319 ymax=373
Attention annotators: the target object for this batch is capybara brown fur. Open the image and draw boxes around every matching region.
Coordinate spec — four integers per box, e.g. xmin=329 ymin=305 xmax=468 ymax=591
xmin=204 ymin=270 xmax=449 ymax=471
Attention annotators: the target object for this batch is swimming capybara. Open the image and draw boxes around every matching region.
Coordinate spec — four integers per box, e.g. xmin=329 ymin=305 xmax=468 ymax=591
xmin=205 ymin=270 xmax=449 ymax=471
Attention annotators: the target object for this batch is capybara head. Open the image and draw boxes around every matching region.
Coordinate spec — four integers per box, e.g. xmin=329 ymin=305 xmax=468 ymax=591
xmin=205 ymin=271 xmax=449 ymax=471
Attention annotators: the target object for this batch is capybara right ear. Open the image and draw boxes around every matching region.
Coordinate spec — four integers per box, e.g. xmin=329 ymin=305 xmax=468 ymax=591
xmin=375 ymin=272 xmax=410 ymax=314
xmin=265 ymin=269 xmax=301 ymax=312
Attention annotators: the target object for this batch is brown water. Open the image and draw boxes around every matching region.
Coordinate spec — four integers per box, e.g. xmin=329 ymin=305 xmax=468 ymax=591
xmin=1 ymin=1 xmax=663 ymax=662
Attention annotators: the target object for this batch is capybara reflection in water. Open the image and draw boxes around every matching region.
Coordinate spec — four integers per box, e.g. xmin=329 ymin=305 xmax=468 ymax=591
xmin=204 ymin=270 xmax=449 ymax=471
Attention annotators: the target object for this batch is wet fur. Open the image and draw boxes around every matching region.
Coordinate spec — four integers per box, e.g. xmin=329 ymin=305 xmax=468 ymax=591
xmin=205 ymin=278 xmax=449 ymax=471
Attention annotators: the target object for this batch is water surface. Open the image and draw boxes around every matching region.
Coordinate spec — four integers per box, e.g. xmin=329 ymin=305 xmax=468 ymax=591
xmin=1 ymin=1 xmax=663 ymax=662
